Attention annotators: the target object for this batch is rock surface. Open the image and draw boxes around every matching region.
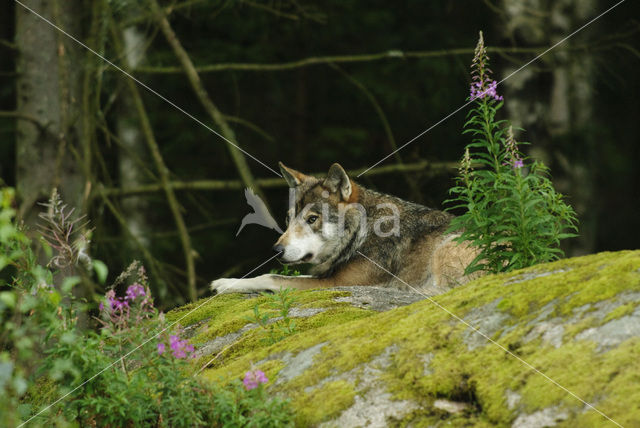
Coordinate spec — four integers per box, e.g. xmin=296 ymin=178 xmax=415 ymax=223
xmin=168 ymin=251 xmax=640 ymax=427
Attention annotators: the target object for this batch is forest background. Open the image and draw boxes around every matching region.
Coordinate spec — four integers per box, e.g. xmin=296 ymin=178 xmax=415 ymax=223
xmin=1 ymin=0 xmax=638 ymax=309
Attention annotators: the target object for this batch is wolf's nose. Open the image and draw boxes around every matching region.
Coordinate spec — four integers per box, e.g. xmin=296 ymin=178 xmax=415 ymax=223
xmin=273 ymin=244 xmax=284 ymax=254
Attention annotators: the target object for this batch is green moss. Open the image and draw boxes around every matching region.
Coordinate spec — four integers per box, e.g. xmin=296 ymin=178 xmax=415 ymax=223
xmin=187 ymin=251 xmax=640 ymax=426
xmin=562 ymin=315 xmax=598 ymax=340
xmin=475 ymin=252 xmax=633 ymax=315
xmin=257 ymin=359 xmax=286 ymax=387
xmin=25 ymin=376 xmax=59 ymax=411
xmin=496 ymin=298 xmax=513 ymax=312
xmin=199 ymin=304 xmax=374 ymax=384
xmin=603 ymin=302 xmax=636 ymax=323
xmin=402 ymin=411 xmax=495 ymax=428
xmin=292 ymin=380 xmax=356 ymax=426
xmin=168 ymin=289 xmax=356 ymax=345
xmin=166 ymin=293 xmax=254 ymax=327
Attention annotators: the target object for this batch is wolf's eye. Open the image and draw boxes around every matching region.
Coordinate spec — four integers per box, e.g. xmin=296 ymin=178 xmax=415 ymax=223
xmin=306 ymin=215 xmax=318 ymax=225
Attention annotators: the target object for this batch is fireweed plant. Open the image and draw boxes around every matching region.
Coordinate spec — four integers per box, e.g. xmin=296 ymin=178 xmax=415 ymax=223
xmin=0 ymin=189 xmax=293 ymax=427
xmin=246 ymin=287 xmax=298 ymax=345
xmin=446 ymin=32 xmax=578 ymax=274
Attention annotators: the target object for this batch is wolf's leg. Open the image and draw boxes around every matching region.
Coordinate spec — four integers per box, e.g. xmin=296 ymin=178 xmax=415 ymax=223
xmin=211 ymin=259 xmax=384 ymax=294
xmin=210 ymin=274 xmax=323 ymax=294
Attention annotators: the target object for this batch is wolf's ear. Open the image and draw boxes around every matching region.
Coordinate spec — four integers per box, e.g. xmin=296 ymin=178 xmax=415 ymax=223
xmin=323 ymin=163 xmax=352 ymax=201
xmin=279 ymin=162 xmax=309 ymax=188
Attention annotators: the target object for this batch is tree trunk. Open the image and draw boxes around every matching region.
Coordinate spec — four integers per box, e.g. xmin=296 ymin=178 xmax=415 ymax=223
xmin=116 ymin=25 xmax=153 ymax=250
xmin=15 ymin=0 xmax=84 ymax=226
xmin=16 ymin=1 xmax=94 ymax=327
xmin=499 ymin=0 xmax=597 ymax=256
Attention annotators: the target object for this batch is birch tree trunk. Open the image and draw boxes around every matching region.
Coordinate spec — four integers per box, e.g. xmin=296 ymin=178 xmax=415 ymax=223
xmin=116 ymin=26 xmax=152 ymax=249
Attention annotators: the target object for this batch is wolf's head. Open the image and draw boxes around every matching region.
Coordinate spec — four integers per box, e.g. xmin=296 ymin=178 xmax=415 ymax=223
xmin=273 ymin=162 xmax=364 ymax=266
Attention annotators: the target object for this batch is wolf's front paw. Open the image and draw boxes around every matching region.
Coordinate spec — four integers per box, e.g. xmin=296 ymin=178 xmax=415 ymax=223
xmin=210 ymin=278 xmax=241 ymax=294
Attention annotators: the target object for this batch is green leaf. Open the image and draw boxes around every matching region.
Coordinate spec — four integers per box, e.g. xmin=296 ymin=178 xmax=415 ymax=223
xmin=49 ymin=290 xmax=62 ymax=306
xmin=13 ymin=376 xmax=28 ymax=396
xmin=61 ymin=276 xmax=81 ymax=294
xmin=92 ymin=260 xmax=109 ymax=284
xmin=0 ymin=291 xmax=16 ymax=308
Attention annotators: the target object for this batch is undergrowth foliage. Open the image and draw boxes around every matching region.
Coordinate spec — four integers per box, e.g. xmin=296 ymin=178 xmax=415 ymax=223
xmin=0 ymin=188 xmax=293 ymax=427
xmin=446 ymin=32 xmax=578 ymax=274
xmin=37 ymin=189 xmax=92 ymax=271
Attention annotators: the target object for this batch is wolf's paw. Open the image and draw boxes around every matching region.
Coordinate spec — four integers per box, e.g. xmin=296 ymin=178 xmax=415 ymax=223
xmin=210 ymin=278 xmax=241 ymax=294
xmin=210 ymin=275 xmax=279 ymax=294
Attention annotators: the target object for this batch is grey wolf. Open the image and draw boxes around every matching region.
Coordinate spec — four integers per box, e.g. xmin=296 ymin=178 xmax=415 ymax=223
xmin=211 ymin=162 xmax=479 ymax=295
xmin=236 ymin=187 xmax=283 ymax=236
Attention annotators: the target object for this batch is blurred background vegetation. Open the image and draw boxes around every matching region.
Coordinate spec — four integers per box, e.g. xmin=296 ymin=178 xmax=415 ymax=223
xmin=0 ymin=0 xmax=638 ymax=309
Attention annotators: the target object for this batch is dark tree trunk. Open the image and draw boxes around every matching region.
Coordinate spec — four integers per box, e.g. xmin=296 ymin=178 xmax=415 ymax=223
xmin=15 ymin=1 xmax=94 ymax=327
xmin=15 ymin=0 xmax=85 ymax=226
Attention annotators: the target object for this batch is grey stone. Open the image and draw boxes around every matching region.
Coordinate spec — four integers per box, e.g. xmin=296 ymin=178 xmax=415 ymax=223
xmin=575 ymin=307 xmax=640 ymax=352
xmin=288 ymin=307 xmax=327 ymax=318
xmin=506 ymin=389 xmax=521 ymax=410
xmin=541 ymin=324 xmax=565 ymax=348
xmin=195 ymin=307 xmax=328 ymax=359
xmin=320 ymin=346 xmax=419 ymax=427
xmin=524 ymin=319 xmax=565 ymax=348
xmin=331 ymin=286 xmax=425 ymax=312
xmin=322 ymin=387 xmax=418 ymax=428
xmin=420 ymin=352 xmax=434 ymax=375
xmin=275 ymin=342 xmax=327 ymax=385
xmin=512 ymin=406 xmax=568 ymax=428
xmin=306 ymin=345 xmax=398 ymax=394
xmin=181 ymin=317 xmax=210 ymax=339
xmin=433 ymin=399 xmax=469 ymax=414
xmin=521 ymin=300 xmax=566 ymax=348
xmin=571 ymin=303 xmax=593 ymax=318
xmin=504 ymin=269 xmax=571 ymax=286
xmin=529 ymin=300 xmax=559 ymax=324
xmin=194 ymin=323 xmax=255 ymax=359
xmin=522 ymin=291 xmax=640 ymax=350
xmin=584 ymin=291 xmax=640 ymax=321
xmin=463 ymin=299 xmax=512 ymax=350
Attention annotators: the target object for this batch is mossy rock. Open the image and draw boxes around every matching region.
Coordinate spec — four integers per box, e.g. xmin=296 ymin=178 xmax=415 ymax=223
xmin=168 ymin=251 xmax=640 ymax=427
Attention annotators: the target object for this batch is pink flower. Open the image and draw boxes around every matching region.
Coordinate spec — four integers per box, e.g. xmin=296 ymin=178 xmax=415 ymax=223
xmin=169 ymin=335 xmax=180 ymax=348
xmin=125 ymin=283 xmax=146 ymax=301
xmin=168 ymin=335 xmax=195 ymax=359
xmin=503 ymin=126 xmax=524 ymax=169
xmin=469 ymin=32 xmax=503 ymax=103
xmin=157 ymin=343 xmax=165 ymax=355
xmin=243 ymin=369 xmax=268 ymax=390
xmin=106 ymin=290 xmax=116 ymax=309
xmin=470 ymin=80 xmax=503 ymax=102
xmin=105 ymin=289 xmax=129 ymax=312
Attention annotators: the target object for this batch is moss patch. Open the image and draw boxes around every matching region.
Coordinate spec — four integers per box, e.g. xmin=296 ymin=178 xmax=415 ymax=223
xmin=293 ymin=380 xmax=356 ymax=426
xmin=183 ymin=251 xmax=640 ymax=426
xmin=603 ymin=301 xmax=636 ymax=323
